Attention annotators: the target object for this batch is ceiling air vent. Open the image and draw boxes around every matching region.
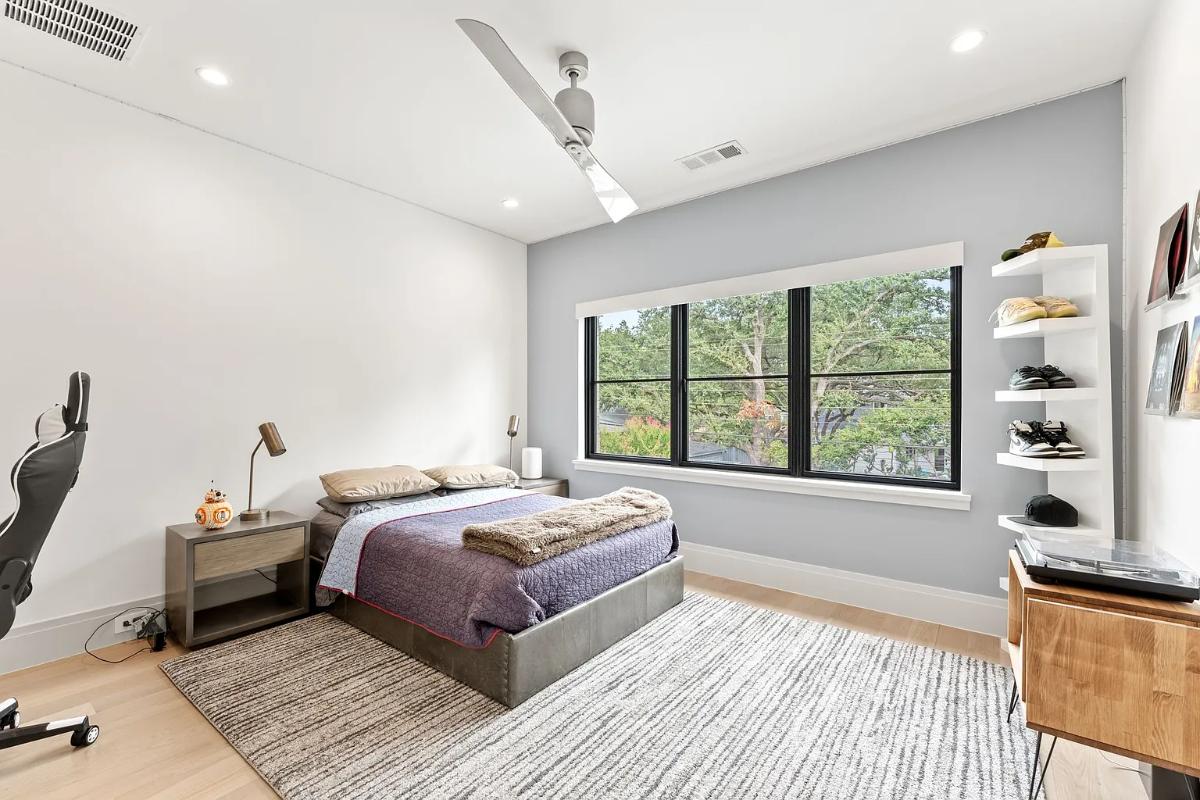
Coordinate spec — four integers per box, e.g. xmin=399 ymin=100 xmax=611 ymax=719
xmin=4 ymin=0 xmax=140 ymax=62
xmin=677 ymin=140 xmax=746 ymax=171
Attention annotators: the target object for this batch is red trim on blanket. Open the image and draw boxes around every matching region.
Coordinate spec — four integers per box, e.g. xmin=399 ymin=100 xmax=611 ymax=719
xmin=315 ymin=584 xmax=503 ymax=650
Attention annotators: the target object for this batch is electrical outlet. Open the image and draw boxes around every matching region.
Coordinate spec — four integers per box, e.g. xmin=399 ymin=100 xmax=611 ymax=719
xmin=113 ymin=609 xmax=151 ymax=635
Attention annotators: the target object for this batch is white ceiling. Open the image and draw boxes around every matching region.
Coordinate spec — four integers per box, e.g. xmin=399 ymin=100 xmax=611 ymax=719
xmin=0 ymin=1 xmax=1153 ymax=244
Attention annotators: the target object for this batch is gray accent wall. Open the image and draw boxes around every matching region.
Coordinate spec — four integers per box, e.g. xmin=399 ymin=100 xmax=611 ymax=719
xmin=528 ymin=84 xmax=1124 ymax=598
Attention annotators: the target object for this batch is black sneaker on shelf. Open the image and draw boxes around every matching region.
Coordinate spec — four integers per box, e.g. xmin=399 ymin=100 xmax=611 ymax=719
xmin=1009 ymin=366 xmax=1049 ymax=391
xmin=1038 ymin=364 xmax=1077 ymax=389
xmin=1008 ymin=420 xmax=1058 ymax=458
xmin=1036 ymin=420 xmax=1086 ymax=458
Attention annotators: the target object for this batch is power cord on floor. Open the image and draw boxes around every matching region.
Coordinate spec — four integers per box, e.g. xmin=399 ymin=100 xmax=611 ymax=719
xmin=1100 ymin=751 xmax=1149 ymax=776
xmin=84 ymin=606 xmax=167 ymax=664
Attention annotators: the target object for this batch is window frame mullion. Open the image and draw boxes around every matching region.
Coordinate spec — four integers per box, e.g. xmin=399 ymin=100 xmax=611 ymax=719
xmin=670 ymin=304 xmax=687 ymax=467
xmin=789 ymin=287 xmax=805 ymax=477
xmin=583 ymin=316 xmax=598 ymax=459
xmin=949 ymin=265 xmax=962 ymax=488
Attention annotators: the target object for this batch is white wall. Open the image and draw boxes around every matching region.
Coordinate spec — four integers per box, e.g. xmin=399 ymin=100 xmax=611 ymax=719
xmin=1126 ymin=0 xmax=1200 ymax=569
xmin=0 ymin=65 xmax=526 ymax=662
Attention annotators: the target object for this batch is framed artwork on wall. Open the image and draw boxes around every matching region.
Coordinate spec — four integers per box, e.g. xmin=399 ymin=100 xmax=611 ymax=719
xmin=1179 ymin=316 xmax=1200 ymax=418
xmin=1146 ymin=204 xmax=1189 ymax=309
xmin=1186 ymin=191 xmax=1200 ymax=288
xmin=1146 ymin=321 xmax=1188 ymax=416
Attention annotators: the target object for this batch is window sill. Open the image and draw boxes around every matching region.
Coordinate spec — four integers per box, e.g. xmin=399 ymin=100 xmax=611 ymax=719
xmin=571 ymin=459 xmax=971 ymax=511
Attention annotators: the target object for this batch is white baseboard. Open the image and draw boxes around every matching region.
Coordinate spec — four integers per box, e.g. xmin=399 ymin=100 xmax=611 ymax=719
xmin=0 ymin=595 xmax=164 ymax=675
xmin=681 ymin=541 xmax=1006 ymax=637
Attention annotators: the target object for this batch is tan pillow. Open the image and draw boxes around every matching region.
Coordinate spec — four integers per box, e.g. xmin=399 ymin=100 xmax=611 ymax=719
xmin=319 ymin=465 xmax=439 ymax=502
xmin=423 ymin=464 xmax=518 ymax=490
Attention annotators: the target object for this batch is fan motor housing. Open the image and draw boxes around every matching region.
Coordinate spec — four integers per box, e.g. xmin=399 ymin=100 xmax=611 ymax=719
xmin=555 ymin=87 xmax=594 ymax=146
xmin=556 ymin=50 xmax=594 ymax=145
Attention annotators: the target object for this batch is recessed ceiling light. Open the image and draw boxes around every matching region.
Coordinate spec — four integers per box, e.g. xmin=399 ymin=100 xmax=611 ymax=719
xmin=950 ymin=29 xmax=985 ymax=53
xmin=501 ymin=198 xmax=520 ymax=209
xmin=195 ymin=66 xmax=231 ymax=87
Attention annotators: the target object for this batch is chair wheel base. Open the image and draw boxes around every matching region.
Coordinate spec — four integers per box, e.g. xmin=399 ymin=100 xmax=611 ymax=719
xmin=70 ymin=724 xmax=100 ymax=748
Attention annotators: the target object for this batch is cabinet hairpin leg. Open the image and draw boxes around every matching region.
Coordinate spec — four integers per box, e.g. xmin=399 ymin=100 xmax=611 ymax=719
xmin=1007 ymin=679 xmax=1020 ymax=721
xmin=1028 ymin=732 xmax=1058 ymax=800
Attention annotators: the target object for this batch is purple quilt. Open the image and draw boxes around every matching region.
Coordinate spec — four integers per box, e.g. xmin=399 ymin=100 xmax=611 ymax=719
xmin=316 ymin=490 xmax=677 ymax=648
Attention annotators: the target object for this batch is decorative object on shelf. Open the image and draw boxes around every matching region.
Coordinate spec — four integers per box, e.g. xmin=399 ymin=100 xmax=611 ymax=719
xmin=1031 ymin=296 xmax=1078 ymax=318
xmin=1006 ymin=420 xmax=1085 ymax=459
xmin=1007 ymin=420 xmax=1058 ymax=458
xmin=1036 ymin=364 xmax=1076 ymax=389
xmin=1145 ymin=321 xmax=1189 ymax=416
xmin=1146 ymin=204 xmax=1189 ymax=309
xmin=991 ymin=297 xmax=1046 ymax=326
xmin=1008 ymin=365 xmax=1050 ymax=390
xmin=1007 ymin=364 xmax=1078 ymax=392
xmin=990 ymin=296 xmax=1077 ymax=329
xmin=1000 ymin=231 xmax=1066 ymax=262
xmin=1179 ymin=316 xmax=1200 ymax=418
xmin=1187 ymin=191 xmax=1200 ymax=288
xmin=195 ymin=485 xmax=233 ymax=530
xmin=521 ymin=447 xmax=543 ymax=479
xmin=1037 ymin=420 xmax=1085 ymax=458
xmin=241 ymin=421 xmax=287 ymax=521
xmin=1013 ymin=494 xmax=1078 ymax=528
xmin=506 ymin=414 xmax=520 ymax=471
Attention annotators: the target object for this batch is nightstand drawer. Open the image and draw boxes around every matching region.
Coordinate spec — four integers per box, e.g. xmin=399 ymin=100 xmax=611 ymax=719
xmin=517 ymin=479 xmax=568 ymax=497
xmin=194 ymin=526 xmax=305 ymax=581
xmin=525 ymin=483 xmax=567 ymax=497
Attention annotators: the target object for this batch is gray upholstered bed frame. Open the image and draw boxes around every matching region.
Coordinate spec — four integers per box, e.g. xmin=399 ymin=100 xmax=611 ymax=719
xmin=328 ymin=556 xmax=684 ymax=708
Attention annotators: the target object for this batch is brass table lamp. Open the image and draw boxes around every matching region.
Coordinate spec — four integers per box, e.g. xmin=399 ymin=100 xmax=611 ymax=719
xmin=241 ymin=422 xmax=286 ymax=521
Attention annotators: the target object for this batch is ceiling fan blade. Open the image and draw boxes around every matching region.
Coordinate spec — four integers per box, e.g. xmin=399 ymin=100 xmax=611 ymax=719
xmin=456 ymin=19 xmax=578 ymax=147
xmin=565 ymin=144 xmax=638 ymax=223
xmin=457 ymin=19 xmax=638 ymax=224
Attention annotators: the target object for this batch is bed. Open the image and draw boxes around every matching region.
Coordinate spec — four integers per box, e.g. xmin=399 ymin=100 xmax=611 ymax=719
xmin=310 ymin=487 xmax=683 ymax=707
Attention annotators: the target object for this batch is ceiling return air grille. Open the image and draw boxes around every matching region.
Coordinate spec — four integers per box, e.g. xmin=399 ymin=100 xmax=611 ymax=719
xmin=3 ymin=0 xmax=140 ymax=61
xmin=677 ymin=140 xmax=746 ymax=171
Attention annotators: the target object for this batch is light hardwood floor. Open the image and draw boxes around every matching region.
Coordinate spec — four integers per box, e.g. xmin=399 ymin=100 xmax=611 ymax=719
xmin=0 ymin=572 xmax=1148 ymax=799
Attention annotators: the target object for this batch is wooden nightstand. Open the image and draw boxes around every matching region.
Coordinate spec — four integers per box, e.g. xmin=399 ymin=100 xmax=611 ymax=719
xmin=516 ymin=477 xmax=569 ymax=497
xmin=165 ymin=511 xmax=310 ymax=648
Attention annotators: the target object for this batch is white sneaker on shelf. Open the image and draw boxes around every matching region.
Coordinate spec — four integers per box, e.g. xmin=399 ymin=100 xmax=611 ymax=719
xmin=1037 ymin=420 xmax=1086 ymax=458
xmin=1008 ymin=420 xmax=1058 ymax=458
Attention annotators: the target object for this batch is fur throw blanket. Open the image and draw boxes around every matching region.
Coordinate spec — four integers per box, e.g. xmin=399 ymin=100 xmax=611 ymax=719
xmin=462 ymin=487 xmax=672 ymax=566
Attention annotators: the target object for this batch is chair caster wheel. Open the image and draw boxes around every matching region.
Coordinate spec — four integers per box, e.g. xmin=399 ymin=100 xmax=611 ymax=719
xmin=0 ymin=710 xmax=18 ymax=730
xmin=70 ymin=724 xmax=100 ymax=747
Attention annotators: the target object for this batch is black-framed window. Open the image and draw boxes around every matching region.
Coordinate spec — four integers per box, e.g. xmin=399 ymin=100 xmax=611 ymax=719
xmin=683 ymin=291 xmax=790 ymax=471
xmin=588 ymin=306 xmax=672 ymax=461
xmin=585 ymin=266 xmax=961 ymax=490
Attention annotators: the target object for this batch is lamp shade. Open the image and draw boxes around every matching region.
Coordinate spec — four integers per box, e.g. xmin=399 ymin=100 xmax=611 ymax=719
xmin=521 ymin=447 xmax=543 ymax=479
xmin=258 ymin=422 xmax=286 ymax=456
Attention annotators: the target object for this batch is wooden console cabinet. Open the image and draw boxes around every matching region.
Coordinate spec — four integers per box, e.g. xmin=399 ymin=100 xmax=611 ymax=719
xmin=1007 ymin=549 xmax=1200 ymax=782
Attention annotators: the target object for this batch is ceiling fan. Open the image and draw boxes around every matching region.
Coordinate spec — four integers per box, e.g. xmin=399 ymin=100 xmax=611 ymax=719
xmin=456 ymin=19 xmax=638 ymax=224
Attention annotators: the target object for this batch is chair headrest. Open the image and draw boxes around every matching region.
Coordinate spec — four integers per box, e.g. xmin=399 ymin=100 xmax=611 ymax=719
xmin=35 ymin=405 xmax=67 ymax=445
xmin=64 ymin=371 xmax=89 ymax=432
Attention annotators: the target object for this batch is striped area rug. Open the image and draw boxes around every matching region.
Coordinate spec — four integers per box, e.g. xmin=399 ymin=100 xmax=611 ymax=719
xmin=161 ymin=594 xmax=1034 ymax=799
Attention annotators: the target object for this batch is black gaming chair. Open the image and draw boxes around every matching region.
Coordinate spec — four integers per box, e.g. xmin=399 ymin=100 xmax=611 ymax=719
xmin=0 ymin=372 xmax=100 ymax=750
